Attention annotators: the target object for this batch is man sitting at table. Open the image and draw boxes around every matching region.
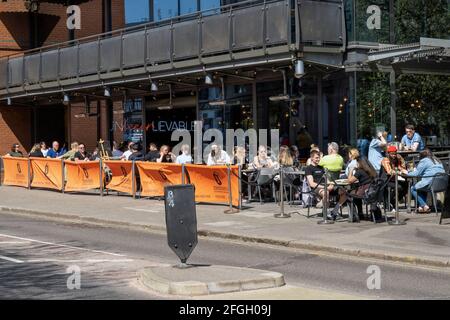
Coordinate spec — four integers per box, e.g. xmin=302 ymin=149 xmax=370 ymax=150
xmin=381 ymin=145 xmax=408 ymax=209
xmin=319 ymin=142 xmax=344 ymax=181
xmin=305 ymin=150 xmax=334 ymax=209
xmin=401 ymin=124 xmax=425 ymax=152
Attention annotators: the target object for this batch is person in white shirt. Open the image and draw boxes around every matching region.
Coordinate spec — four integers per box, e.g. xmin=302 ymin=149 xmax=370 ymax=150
xmin=176 ymin=144 xmax=193 ymax=164
xmin=122 ymin=141 xmax=134 ymax=161
xmin=207 ymin=144 xmax=231 ymax=166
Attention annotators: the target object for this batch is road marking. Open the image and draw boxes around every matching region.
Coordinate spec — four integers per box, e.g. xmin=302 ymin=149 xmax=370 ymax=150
xmin=0 ymin=255 xmax=24 ymax=264
xmin=123 ymin=207 xmax=160 ymax=213
xmin=0 ymin=233 xmax=125 ymax=257
xmin=0 ymin=241 xmax=30 ymax=245
xmin=26 ymin=259 xmax=134 ymax=263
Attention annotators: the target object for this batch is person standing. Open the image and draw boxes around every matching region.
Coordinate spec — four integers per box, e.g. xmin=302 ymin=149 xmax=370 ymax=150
xmin=401 ymin=124 xmax=425 ymax=151
xmin=368 ymin=131 xmax=388 ymax=173
xmin=47 ymin=141 xmax=64 ymax=158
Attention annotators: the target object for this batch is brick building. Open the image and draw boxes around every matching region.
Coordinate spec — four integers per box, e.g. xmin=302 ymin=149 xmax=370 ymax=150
xmin=0 ymin=0 xmax=124 ymax=155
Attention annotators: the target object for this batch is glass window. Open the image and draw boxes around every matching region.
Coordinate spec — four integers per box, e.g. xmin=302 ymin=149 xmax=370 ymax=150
xmin=124 ymin=0 xmax=150 ymax=25
xmin=180 ymin=0 xmax=198 ymax=15
xmin=201 ymin=0 xmax=221 ymax=15
xmin=154 ymin=0 xmax=179 ymax=21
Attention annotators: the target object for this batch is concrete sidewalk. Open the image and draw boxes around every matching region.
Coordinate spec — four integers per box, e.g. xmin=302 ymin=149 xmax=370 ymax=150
xmin=0 ymin=185 xmax=449 ymax=268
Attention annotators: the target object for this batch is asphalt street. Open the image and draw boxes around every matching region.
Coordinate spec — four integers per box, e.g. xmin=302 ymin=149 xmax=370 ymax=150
xmin=0 ymin=213 xmax=449 ymax=300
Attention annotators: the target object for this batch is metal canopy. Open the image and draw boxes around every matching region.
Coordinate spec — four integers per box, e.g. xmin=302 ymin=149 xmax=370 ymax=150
xmin=367 ymin=37 xmax=450 ymax=75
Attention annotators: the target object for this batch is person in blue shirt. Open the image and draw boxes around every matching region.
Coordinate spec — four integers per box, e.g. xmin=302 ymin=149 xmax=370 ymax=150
xmin=401 ymin=124 xmax=425 ymax=151
xmin=368 ymin=130 xmax=388 ymax=173
xmin=46 ymin=141 xmax=65 ymax=158
xmin=408 ymin=149 xmax=445 ymax=213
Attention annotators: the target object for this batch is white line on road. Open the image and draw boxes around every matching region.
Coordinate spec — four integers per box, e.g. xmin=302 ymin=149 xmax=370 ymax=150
xmin=0 ymin=241 xmax=31 ymax=245
xmin=0 ymin=233 xmax=125 ymax=257
xmin=123 ymin=207 xmax=160 ymax=213
xmin=0 ymin=255 xmax=24 ymax=264
xmin=26 ymin=259 xmax=134 ymax=263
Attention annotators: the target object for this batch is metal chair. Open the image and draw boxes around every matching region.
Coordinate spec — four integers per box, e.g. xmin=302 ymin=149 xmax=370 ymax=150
xmin=416 ymin=173 xmax=449 ymax=215
xmin=248 ymin=167 xmax=276 ymax=204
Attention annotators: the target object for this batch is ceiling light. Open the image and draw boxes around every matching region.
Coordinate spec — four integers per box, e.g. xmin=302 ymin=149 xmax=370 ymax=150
xmin=294 ymin=60 xmax=305 ymax=78
xmin=157 ymin=106 xmax=173 ymax=110
xmin=205 ymin=73 xmax=213 ymax=85
xmin=104 ymin=87 xmax=111 ymax=97
xmin=151 ymin=81 xmax=158 ymax=92
xmin=269 ymin=94 xmax=290 ymax=102
xmin=63 ymin=93 xmax=70 ymax=104
xmin=7 ymin=97 xmax=12 ymax=105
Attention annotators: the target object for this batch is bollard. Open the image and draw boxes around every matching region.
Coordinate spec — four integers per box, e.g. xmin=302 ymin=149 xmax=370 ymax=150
xmin=389 ymin=169 xmax=406 ymax=225
xmin=224 ymin=165 xmax=239 ymax=214
xmin=274 ymin=166 xmax=291 ymax=218
xmin=318 ymin=168 xmax=333 ymax=225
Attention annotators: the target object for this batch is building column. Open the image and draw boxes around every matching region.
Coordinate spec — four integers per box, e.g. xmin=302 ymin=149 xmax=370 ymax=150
xmin=317 ymin=77 xmax=323 ymax=150
xmin=390 ymin=71 xmax=397 ymax=139
xmin=348 ymin=71 xmax=357 ymax=145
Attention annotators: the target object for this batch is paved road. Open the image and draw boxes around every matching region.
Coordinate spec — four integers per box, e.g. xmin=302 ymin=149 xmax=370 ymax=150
xmin=0 ymin=213 xmax=449 ymax=299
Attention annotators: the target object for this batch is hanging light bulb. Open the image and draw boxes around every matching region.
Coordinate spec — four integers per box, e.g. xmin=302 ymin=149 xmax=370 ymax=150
xmin=294 ymin=60 xmax=305 ymax=78
xmin=151 ymin=81 xmax=158 ymax=92
xmin=205 ymin=73 xmax=213 ymax=85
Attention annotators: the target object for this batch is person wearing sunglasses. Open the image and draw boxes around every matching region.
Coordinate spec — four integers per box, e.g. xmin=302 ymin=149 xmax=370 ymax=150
xmin=7 ymin=143 xmax=24 ymax=157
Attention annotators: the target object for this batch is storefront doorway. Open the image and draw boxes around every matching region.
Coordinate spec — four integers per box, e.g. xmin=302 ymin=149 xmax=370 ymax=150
xmin=34 ymin=105 xmax=67 ymax=148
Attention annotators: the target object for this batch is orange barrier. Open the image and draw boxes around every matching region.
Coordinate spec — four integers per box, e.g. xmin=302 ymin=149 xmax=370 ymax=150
xmin=1 ymin=157 xmax=30 ymax=188
xmin=30 ymin=158 xmax=63 ymax=191
xmin=64 ymin=160 xmax=101 ymax=192
xmin=136 ymin=162 xmax=183 ymax=197
xmin=104 ymin=161 xmax=135 ymax=195
xmin=184 ymin=164 xmax=240 ymax=206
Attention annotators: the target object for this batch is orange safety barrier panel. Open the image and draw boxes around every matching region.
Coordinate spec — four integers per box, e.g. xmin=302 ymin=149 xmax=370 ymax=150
xmin=104 ymin=161 xmax=135 ymax=195
xmin=184 ymin=164 xmax=240 ymax=206
xmin=64 ymin=161 xmax=101 ymax=192
xmin=1 ymin=157 xmax=30 ymax=188
xmin=30 ymin=158 xmax=63 ymax=190
xmin=136 ymin=162 xmax=183 ymax=197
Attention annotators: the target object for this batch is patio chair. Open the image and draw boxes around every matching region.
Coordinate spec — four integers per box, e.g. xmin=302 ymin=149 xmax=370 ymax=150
xmin=247 ymin=167 xmax=277 ymax=204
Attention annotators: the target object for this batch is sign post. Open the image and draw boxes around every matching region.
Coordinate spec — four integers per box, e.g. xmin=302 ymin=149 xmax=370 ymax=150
xmin=164 ymin=184 xmax=198 ymax=268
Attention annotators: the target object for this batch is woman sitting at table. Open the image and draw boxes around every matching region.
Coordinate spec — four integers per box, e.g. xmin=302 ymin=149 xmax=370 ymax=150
xmin=329 ymin=149 xmax=378 ymax=221
xmin=408 ymin=149 xmax=445 ymax=213
xmin=252 ymin=145 xmax=275 ymax=169
xmin=380 ymin=145 xmax=408 ymax=208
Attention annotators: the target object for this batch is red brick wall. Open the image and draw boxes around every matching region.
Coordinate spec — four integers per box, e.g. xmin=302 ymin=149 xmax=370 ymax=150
xmin=0 ymin=104 xmax=32 ymax=155
xmin=69 ymin=101 xmax=99 ymax=152
xmin=0 ymin=0 xmax=125 ymax=57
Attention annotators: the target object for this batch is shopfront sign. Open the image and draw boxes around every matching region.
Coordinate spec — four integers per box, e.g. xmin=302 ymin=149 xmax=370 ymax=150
xmin=366 ymin=5 xmax=381 ymax=30
xmin=67 ymin=5 xmax=81 ymax=30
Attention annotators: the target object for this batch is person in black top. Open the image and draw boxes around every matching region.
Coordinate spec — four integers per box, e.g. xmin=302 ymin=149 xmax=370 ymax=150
xmin=330 ymin=148 xmax=377 ymax=220
xmin=29 ymin=143 xmax=44 ymax=158
xmin=128 ymin=143 xmax=144 ymax=161
xmin=144 ymin=143 xmax=159 ymax=162
xmin=305 ymin=150 xmax=334 ymax=208
xmin=73 ymin=143 xmax=90 ymax=161
xmin=7 ymin=143 xmax=24 ymax=157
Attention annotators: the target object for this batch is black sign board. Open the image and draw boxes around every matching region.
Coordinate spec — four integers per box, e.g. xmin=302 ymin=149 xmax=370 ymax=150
xmin=164 ymin=184 xmax=198 ymax=264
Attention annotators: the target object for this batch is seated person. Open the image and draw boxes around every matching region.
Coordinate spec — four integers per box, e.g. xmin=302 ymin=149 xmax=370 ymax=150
xmin=6 ymin=143 xmax=24 ymax=157
xmin=29 ymin=143 xmax=44 ymax=158
xmin=401 ymin=124 xmax=425 ymax=152
xmin=157 ymin=145 xmax=176 ymax=163
xmin=252 ymin=145 xmax=274 ymax=169
xmin=144 ymin=143 xmax=159 ymax=162
xmin=330 ymin=149 xmax=377 ymax=221
xmin=207 ymin=144 xmax=231 ymax=166
xmin=408 ymin=149 xmax=445 ymax=213
xmin=344 ymin=148 xmax=359 ymax=177
xmin=319 ymin=142 xmax=344 ymax=181
xmin=305 ymin=150 xmax=334 ymax=209
xmin=59 ymin=142 xmax=79 ymax=160
xmin=381 ymin=145 xmax=408 ymax=207
xmin=73 ymin=143 xmax=91 ymax=162
xmin=176 ymin=144 xmax=193 ymax=164
xmin=128 ymin=143 xmax=145 ymax=161
xmin=233 ymin=146 xmax=246 ymax=168
xmin=306 ymin=144 xmax=323 ymax=166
